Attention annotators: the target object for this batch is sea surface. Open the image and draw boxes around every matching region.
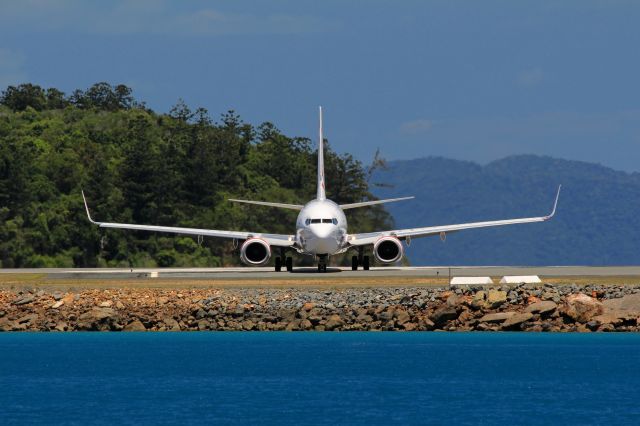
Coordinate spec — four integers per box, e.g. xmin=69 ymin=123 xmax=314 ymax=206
xmin=1 ymin=332 xmax=639 ymax=425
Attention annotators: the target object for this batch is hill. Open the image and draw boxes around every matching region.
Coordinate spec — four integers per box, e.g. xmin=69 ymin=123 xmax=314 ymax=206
xmin=371 ymin=155 xmax=640 ymax=265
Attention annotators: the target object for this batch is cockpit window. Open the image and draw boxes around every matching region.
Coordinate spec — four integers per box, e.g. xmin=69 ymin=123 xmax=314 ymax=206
xmin=306 ymin=218 xmax=338 ymax=225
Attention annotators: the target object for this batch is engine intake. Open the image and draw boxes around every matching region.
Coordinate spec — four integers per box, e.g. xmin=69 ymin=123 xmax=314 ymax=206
xmin=240 ymin=238 xmax=271 ymax=266
xmin=373 ymin=236 xmax=404 ymax=264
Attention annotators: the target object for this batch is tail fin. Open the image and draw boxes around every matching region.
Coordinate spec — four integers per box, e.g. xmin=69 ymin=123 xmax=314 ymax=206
xmin=317 ymin=106 xmax=326 ymax=200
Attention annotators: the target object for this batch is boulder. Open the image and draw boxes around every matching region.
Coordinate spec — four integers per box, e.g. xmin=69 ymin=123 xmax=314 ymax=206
xmin=501 ymin=312 xmax=534 ymax=329
xmin=562 ymin=293 xmax=604 ymax=323
xmin=486 ymin=290 xmax=507 ymax=309
xmin=429 ymin=307 xmax=459 ymax=327
xmin=394 ymin=309 xmax=411 ymax=325
xmin=525 ymin=301 xmax=557 ymax=315
xmin=163 ymin=317 xmax=181 ymax=331
xmin=98 ymin=301 xmax=113 ymax=308
xmin=470 ymin=291 xmax=487 ymax=310
xmin=479 ymin=312 xmax=515 ymax=323
xmin=12 ymin=295 xmax=34 ymax=306
xmin=77 ymin=307 xmax=118 ymax=330
xmin=51 ymin=300 xmax=64 ymax=309
xmin=17 ymin=313 xmax=39 ymax=325
xmin=124 ymin=319 xmax=147 ymax=331
xmin=325 ymin=314 xmax=344 ymax=331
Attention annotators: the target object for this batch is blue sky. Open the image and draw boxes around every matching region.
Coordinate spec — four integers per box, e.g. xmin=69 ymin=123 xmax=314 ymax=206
xmin=1 ymin=1 xmax=639 ymax=171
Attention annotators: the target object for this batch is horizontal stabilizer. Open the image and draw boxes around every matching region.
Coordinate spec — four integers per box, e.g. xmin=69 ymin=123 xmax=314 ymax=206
xmin=340 ymin=196 xmax=414 ymax=210
xmin=228 ymin=199 xmax=304 ymax=210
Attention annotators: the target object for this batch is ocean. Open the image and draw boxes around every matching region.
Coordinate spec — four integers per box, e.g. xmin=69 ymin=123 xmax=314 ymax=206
xmin=1 ymin=333 xmax=639 ymax=425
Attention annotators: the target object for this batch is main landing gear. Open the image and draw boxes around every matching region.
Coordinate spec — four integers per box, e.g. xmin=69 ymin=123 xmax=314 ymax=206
xmin=351 ymin=250 xmax=370 ymax=271
xmin=274 ymin=256 xmax=293 ymax=272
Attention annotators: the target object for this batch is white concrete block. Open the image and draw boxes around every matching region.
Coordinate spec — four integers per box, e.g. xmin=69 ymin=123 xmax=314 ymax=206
xmin=450 ymin=276 xmax=494 ymax=285
xmin=149 ymin=271 xmax=159 ymax=278
xmin=499 ymin=275 xmax=541 ymax=284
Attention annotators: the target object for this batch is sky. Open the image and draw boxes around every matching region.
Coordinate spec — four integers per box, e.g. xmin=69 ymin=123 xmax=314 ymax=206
xmin=1 ymin=0 xmax=640 ymax=171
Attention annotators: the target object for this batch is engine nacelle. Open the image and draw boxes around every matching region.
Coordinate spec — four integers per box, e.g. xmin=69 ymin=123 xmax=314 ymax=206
xmin=373 ymin=236 xmax=404 ymax=264
xmin=240 ymin=238 xmax=271 ymax=266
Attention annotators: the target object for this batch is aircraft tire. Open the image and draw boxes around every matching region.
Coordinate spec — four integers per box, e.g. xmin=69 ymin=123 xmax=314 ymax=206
xmin=275 ymin=256 xmax=282 ymax=272
xmin=286 ymin=256 xmax=293 ymax=272
xmin=363 ymin=256 xmax=370 ymax=271
xmin=351 ymin=255 xmax=358 ymax=270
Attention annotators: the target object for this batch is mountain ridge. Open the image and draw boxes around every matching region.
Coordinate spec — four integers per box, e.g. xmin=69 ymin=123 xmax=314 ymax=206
xmin=371 ymin=154 xmax=640 ymax=266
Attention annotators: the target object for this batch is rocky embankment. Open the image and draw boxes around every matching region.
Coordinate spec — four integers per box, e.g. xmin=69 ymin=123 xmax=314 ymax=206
xmin=1 ymin=284 xmax=640 ymax=332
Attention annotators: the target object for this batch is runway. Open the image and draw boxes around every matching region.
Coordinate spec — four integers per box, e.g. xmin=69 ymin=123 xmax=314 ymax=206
xmin=2 ymin=266 xmax=640 ymax=281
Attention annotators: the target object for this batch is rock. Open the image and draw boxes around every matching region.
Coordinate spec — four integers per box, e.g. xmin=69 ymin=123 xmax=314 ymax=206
xmin=79 ymin=307 xmax=116 ymax=322
xmin=77 ymin=307 xmax=118 ymax=330
xmin=394 ymin=309 xmax=411 ymax=325
xmin=54 ymin=321 xmax=68 ymax=332
xmin=115 ymin=301 xmax=125 ymax=310
xmin=51 ymin=300 xmax=64 ymax=309
xmin=124 ymin=319 xmax=146 ymax=331
xmin=479 ymin=312 xmax=515 ymax=323
xmin=300 ymin=319 xmax=313 ymax=330
xmin=17 ymin=313 xmax=39 ymax=324
xmin=302 ymin=302 xmax=316 ymax=311
xmin=470 ymin=291 xmax=486 ymax=309
xmin=241 ymin=319 xmax=255 ymax=330
xmin=446 ymin=294 xmax=460 ymax=307
xmin=501 ymin=312 xmax=534 ymax=329
xmin=403 ymin=322 xmax=417 ymax=331
xmin=325 ymin=314 xmax=344 ymax=331
xmin=486 ymin=290 xmax=507 ymax=309
xmin=429 ymin=307 xmax=459 ymax=327
xmin=163 ymin=317 xmax=181 ymax=331
xmin=62 ymin=293 xmax=75 ymax=306
xmin=98 ymin=301 xmax=113 ymax=308
xmin=52 ymin=291 xmax=64 ymax=301
xmin=157 ymin=296 xmax=169 ymax=305
xmin=12 ymin=295 xmax=35 ymax=305
xmin=525 ymin=301 xmax=557 ymax=315
xmin=562 ymin=293 xmax=604 ymax=323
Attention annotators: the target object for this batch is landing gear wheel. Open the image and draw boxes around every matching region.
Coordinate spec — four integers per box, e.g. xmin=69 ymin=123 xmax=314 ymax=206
xmin=275 ymin=256 xmax=282 ymax=272
xmin=352 ymin=255 xmax=358 ymax=271
xmin=363 ymin=256 xmax=370 ymax=271
xmin=285 ymin=256 xmax=293 ymax=272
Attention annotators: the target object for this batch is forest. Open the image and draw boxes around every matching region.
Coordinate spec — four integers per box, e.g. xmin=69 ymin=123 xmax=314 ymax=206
xmin=0 ymin=83 xmax=392 ymax=267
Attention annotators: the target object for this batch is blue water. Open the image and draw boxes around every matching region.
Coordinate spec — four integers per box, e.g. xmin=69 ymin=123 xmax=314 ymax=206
xmin=1 ymin=333 xmax=639 ymax=425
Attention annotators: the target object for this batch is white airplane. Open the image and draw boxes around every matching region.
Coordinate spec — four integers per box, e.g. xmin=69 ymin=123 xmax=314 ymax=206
xmin=82 ymin=107 xmax=561 ymax=272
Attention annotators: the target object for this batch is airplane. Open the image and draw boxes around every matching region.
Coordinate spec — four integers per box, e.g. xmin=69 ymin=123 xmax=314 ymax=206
xmin=82 ymin=107 xmax=561 ymax=273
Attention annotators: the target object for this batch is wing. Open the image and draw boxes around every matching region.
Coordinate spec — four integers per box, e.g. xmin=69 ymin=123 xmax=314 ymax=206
xmin=348 ymin=185 xmax=561 ymax=246
xmin=82 ymin=192 xmax=295 ymax=247
xmin=340 ymin=196 xmax=415 ymax=210
xmin=228 ymin=199 xmax=304 ymax=210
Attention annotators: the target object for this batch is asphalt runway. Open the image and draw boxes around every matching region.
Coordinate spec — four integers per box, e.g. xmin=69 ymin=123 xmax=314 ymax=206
xmin=2 ymin=266 xmax=640 ymax=280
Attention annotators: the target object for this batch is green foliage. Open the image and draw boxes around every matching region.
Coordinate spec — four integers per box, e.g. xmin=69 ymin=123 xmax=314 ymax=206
xmin=0 ymin=83 xmax=392 ymax=267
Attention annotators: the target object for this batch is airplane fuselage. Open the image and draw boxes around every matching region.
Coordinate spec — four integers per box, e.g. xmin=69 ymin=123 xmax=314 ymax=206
xmin=295 ymin=199 xmax=348 ymax=256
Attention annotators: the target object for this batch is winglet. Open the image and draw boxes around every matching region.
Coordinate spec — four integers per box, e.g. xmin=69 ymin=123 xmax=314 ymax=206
xmin=546 ymin=185 xmax=561 ymax=219
xmin=81 ymin=190 xmax=98 ymax=224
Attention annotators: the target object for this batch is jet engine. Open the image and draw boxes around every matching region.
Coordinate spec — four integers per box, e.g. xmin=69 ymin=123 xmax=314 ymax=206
xmin=240 ymin=238 xmax=271 ymax=266
xmin=373 ymin=236 xmax=404 ymax=264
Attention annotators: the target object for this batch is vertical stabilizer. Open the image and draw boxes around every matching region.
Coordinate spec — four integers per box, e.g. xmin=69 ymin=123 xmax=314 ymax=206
xmin=317 ymin=106 xmax=326 ymax=200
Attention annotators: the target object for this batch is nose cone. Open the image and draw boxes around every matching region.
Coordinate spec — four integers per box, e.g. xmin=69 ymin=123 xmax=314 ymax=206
xmin=306 ymin=225 xmax=339 ymax=254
